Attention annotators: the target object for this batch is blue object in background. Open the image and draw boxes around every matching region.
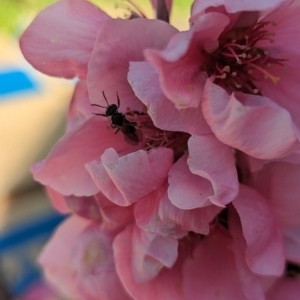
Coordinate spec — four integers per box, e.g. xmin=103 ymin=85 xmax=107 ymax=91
xmin=0 ymin=69 xmax=38 ymax=99
xmin=0 ymin=213 xmax=66 ymax=296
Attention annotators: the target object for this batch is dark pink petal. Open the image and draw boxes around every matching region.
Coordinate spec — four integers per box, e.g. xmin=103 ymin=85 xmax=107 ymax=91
xmin=39 ymin=215 xmax=91 ymax=298
xmin=20 ymin=0 xmax=110 ymax=78
xmin=46 ymin=186 xmax=70 ymax=213
xmin=255 ymin=5 xmax=300 ymax=133
xmin=145 ymin=12 xmax=229 ymax=109
xmin=228 ymin=206 xmax=266 ymax=300
xmin=71 ymin=224 xmax=131 ymax=300
xmin=232 ymin=185 xmax=285 ymax=276
xmin=266 ymin=277 xmax=300 ymax=300
xmin=65 ymin=195 xmax=102 ymax=220
xmin=67 ymin=80 xmax=92 ymax=131
xmin=86 ymin=147 xmax=173 ymax=206
xmin=88 ymin=18 xmax=177 ymax=111
xmin=128 ymin=61 xmax=211 ymax=135
xmin=183 ymin=226 xmax=248 ymax=300
xmin=202 ymin=80 xmax=300 ymax=159
xmin=131 ymin=225 xmax=178 ymax=282
xmin=283 ymin=227 xmax=300 ymax=265
xmin=250 ymin=162 xmax=300 ymax=227
xmin=135 ymin=183 xmax=221 ymax=237
xmin=32 ymin=117 xmax=140 ymax=196
xmin=192 ymin=0 xmax=287 ymax=15
xmin=114 ymin=224 xmax=185 ymax=300
xmin=188 ymin=135 xmax=239 ymax=206
xmin=168 ymin=155 xmax=214 ymax=209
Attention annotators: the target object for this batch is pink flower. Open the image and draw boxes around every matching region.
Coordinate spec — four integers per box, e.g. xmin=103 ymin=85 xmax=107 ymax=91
xmin=132 ymin=0 xmax=300 ymax=160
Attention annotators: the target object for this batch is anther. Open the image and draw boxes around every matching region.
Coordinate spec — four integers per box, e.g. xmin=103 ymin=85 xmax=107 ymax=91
xmin=253 ymin=89 xmax=259 ymax=94
xmin=231 ymin=72 xmax=237 ymax=77
xmin=223 ymin=66 xmax=230 ymax=72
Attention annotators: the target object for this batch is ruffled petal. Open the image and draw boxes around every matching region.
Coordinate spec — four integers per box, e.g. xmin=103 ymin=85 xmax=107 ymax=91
xmin=20 ymin=0 xmax=110 ymax=78
xmin=88 ymin=18 xmax=177 ymax=111
xmin=145 ymin=12 xmax=229 ymax=109
xmin=168 ymin=155 xmax=214 ymax=209
xmin=266 ymin=277 xmax=300 ymax=300
xmin=128 ymin=61 xmax=211 ymax=135
xmin=114 ymin=224 xmax=185 ymax=300
xmin=131 ymin=225 xmax=178 ymax=282
xmin=32 ymin=117 xmax=140 ymax=196
xmin=232 ymin=185 xmax=285 ymax=276
xmin=191 ymin=0 xmax=287 ymax=15
xmin=187 ymin=135 xmax=239 ymax=206
xmin=202 ymin=80 xmax=300 ymax=159
xmin=283 ymin=227 xmax=300 ymax=265
xmin=183 ymin=226 xmax=249 ymax=300
xmin=86 ymin=148 xmax=173 ymax=206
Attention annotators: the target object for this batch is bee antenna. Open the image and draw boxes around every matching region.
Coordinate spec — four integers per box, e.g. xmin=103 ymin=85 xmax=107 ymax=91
xmin=102 ymin=91 xmax=109 ymax=106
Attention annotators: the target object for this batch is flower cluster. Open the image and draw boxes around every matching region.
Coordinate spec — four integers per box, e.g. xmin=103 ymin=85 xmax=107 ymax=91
xmin=20 ymin=0 xmax=300 ymax=299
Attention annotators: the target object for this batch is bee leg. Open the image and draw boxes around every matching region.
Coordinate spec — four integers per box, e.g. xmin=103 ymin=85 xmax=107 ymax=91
xmin=92 ymin=113 xmax=107 ymax=117
xmin=114 ymin=128 xmax=120 ymax=134
xmin=116 ymin=92 xmax=120 ymax=109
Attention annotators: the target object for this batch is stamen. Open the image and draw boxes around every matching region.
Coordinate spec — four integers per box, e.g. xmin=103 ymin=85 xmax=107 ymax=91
xmin=248 ymin=63 xmax=280 ymax=84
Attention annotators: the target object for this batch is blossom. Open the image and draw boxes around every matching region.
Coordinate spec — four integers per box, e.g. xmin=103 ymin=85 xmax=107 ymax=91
xmin=135 ymin=0 xmax=300 ymax=160
xmin=19 ymin=0 xmax=300 ymax=299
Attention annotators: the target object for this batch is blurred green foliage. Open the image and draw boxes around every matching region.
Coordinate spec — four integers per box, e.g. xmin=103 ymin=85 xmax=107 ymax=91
xmin=0 ymin=0 xmax=192 ymax=36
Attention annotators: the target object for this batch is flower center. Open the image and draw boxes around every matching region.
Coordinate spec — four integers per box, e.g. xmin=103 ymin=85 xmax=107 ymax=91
xmin=203 ymin=21 xmax=287 ymax=95
xmin=126 ymin=109 xmax=189 ymax=160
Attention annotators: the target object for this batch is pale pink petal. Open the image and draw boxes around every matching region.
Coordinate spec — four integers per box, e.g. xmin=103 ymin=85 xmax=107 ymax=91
xmin=88 ymin=18 xmax=177 ymax=111
xmin=266 ymin=277 xmax=300 ymax=300
xmin=39 ymin=215 xmax=91 ymax=298
xmin=20 ymin=0 xmax=110 ymax=78
xmin=86 ymin=148 xmax=173 ymax=206
xmin=183 ymin=226 xmax=249 ymax=300
xmin=131 ymin=225 xmax=178 ymax=282
xmin=232 ymin=185 xmax=285 ymax=276
xmin=71 ymin=224 xmax=131 ymax=300
xmin=187 ymin=135 xmax=239 ymax=206
xmin=67 ymin=80 xmax=93 ymax=131
xmin=228 ymin=206 xmax=266 ymax=300
xmin=114 ymin=224 xmax=185 ymax=300
xmin=253 ymin=5 xmax=300 ymax=132
xmin=283 ymin=227 xmax=300 ymax=265
xmin=46 ymin=186 xmax=70 ymax=213
xmin=191 ymin=0 xmax=287 ymax=15
xmin=202 ymin=80 xmax=300 ymax=159
xmin=250 ymin=162 xmax=300 ymax=227
xmin=32 ymin=117 xmax=140 ymax=196
xmin=168 ymin=154 xmax=214 ymax=209
xmin=128 ymin=61 xmax=211 ymax=135
xmin=135 ymin=183 xmax=221 ymax=237
xmin=145 ymin=12 xmax=229 ymax=109
xmin=65 ymin=195 xmax=102 ymax=220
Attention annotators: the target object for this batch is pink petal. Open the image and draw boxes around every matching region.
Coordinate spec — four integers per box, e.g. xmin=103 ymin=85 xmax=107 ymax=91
xmin=168 ymin=154 xmax=214 ymax=209
xmin=192 ymin=0 xmax=287 ymax=15
xmin=114 ymin=224 xmax=185 ymax=300
xmin=283 ymin=227 xmax=300 ymax=265
xmin=46 ymin=186 xmax=70 ymax=213
xmin=39 ymin=215 xmax=91 ymax=298
xmin=88 ymin=18 xmax=177 ymax=111
xmin=145 ymin=12 xmax=229 ymax=109
xmin=135 ymin=183 xmax=221 ymax=237
xmin=65 ymin=195 xmax=102 ymax=220
xmin=32 ymin=117 xmax=140 ymax=196
xmin=20 ymin=0 xmax=110 ymax=78
xmin=183 ymin=226 xmax=249 ymax=300
xmin=232 ymin=185 xmax=285 ymax=276
xmin=131 ymin=225 xmax=178 ymax=282
xmin=187 ymin=134 xmax=239 ymax=206
xmin=128 ymin=61 xmax=211 ymax=135
xmin=266 ymin=277 xmax=300 ymax=300
xmin=228 ymin=206 xmax=266 ymax=300
xmin=202 ymin=80 xmax=300 ymax=159
xmin=86 ymin=147 xmax=173 ymax=206
xmin=250 ymin=162 xmax=300 ymax=227
xmin=71 ymin=224 xmax=131 ymax=300
xmin=67 ymin=80 xmax=93 ymax=131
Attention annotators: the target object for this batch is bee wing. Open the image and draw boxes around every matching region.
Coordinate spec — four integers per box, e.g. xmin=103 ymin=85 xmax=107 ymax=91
xmin=121 ymin=121 xmax=143 ymax=145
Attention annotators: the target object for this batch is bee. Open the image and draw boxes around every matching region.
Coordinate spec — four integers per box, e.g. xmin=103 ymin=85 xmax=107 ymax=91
xmin=92 ymin=91 xmax=142 ymax=145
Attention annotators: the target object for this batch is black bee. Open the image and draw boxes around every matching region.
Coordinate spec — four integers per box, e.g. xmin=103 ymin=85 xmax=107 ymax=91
xmin=92 ymin=91 xmax=142 ymax=145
